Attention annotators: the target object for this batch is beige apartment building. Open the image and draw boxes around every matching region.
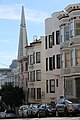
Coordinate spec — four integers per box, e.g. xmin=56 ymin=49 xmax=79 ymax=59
xmin=44 ymin=12 xmax=64 ymax=102
xmin=57 ymin=3 xmax=80 ymax=100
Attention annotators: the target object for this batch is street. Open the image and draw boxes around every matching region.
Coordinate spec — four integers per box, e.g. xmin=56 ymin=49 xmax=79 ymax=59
xmin=2 ymin=117 xmax=80 ymax=120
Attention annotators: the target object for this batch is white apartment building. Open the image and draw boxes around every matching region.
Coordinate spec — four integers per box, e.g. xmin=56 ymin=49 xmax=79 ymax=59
xmin=0 ymin=68 xmax=15 ymax=88
xmin=44 ymin=12 xmax=64 ymax=103
xmin=11 ymin=67 xmax=20 ymax=87
xmin=25 ymin=36 xmax=46 ymax=103
xmin=57 ymin=3 xmax=80 ymax=100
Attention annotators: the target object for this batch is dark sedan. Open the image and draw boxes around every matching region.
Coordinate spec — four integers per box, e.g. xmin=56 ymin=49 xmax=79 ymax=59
xmin=27 ymin=104 xmax=41 ymax=117
xmin=37 ymin=104 xmax=56 ymax=117
xmin=56 ymin=97 xmax=80 ymax=116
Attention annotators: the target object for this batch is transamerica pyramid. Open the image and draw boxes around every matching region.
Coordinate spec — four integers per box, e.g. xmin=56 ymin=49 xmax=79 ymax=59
xmin=18 ymin=5 xmax=28 ymax=60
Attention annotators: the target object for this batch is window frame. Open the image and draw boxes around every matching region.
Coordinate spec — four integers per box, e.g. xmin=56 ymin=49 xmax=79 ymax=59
xmin=50 ymin=79 xmax=55 ymax=93
xmin=36 ymin=70 xmax=41 ymax=81
xmin=36 ymin=52 xmax=41 ymax=63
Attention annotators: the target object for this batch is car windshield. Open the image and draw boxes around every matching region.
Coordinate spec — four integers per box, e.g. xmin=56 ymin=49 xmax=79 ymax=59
xmin=65 ymin=99 xmax=72 ymax=104
xmin=47 ymin=104 xmax=55 ymax=109
xmin=32 ymin=105 xmax=38 ymax=108
xmin=57 ymin=98 xmax=72 ymax=104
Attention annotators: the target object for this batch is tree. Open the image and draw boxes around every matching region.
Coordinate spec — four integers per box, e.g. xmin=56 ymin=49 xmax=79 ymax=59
xmin=1 ymin=84 xmax=25 ymax=108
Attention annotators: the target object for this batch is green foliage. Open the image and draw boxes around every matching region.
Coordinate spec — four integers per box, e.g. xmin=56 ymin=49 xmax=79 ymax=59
xmin=1 ymin=84 xmax=25 ymax=107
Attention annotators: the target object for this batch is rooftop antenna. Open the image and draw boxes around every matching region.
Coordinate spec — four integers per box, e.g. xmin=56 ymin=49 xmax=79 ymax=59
xmin=33 ymin=35 xmax=37 ymax=42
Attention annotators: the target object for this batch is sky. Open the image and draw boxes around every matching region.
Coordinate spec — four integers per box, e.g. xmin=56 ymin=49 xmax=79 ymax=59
xmin=0 ymin=0 xmax=80 ymax=68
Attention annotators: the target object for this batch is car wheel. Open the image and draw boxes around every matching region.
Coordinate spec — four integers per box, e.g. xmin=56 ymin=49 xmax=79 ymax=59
xmin=22 ymin=113 xmax=24 ymax=118
xmin=26 ymin=112 xmax=28 ymax=117
xmin=37 ymin=112 xmax=40 ymax=118
xmin=64 ymin=108 xmax=68 ymax=117
xmin=56 ymin=110 xmax=59 ymax=117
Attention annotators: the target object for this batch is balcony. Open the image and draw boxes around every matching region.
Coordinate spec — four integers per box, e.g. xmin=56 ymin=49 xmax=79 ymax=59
xmin=61 ymin=66 xmax=80 ymax=76
xmin=71 ymin=66 xmax=80 ymax=75
xmin=61 ymin=68 xmax=71 ymax=76
xmin=60 ymin=42 xmax=69 ymax=50
xmin=70 ymin=37 xmax=80 ymax=45
xmin=59 ymin=18 xmax=69 ymax=26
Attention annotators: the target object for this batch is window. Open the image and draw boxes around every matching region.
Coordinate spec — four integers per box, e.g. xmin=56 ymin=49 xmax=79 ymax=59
xmin=70 ymin=22 xmax=73 ymax=38
xmin=33 ymin=53 xmax=35 ymax=64
xmin=49 ymin=57 xmax=53 ymax=70
xmin=65 ymin=51 xmax=70 ymax=68
xmin=21 ymin=63 xmax=23 ymax=72
xmin=70 ymin=49 xmax=74 ymax=66
xmin=61 ymin=53 xmax=64 ymax=68
xmin=52 ymin=32 xmax=54 ymax=45
xmin=50 ymin=79 xmax=55 ymax=93
xmin=27 ymin=55 xmax=29 ymax=64
xmin=28 ymin=88 xmax=35 ymax=99
xmin=37 ymin=88 xmax=41 ymax=99
xmin=30 ymin=71 xmax=35 ymax=82
xmin=53 ymin=55 xmax=55 ymax=69
xmin=75 ymin=21 xmax=80 ymax=36
xmin=25 ymin=62 xmax=28 ymax=71
xmin=26 ymin=78 xmax=28 ymax=86
xmin=64 ymin=26 xmax=69 ymax=41
xmin=46 ymin=58 xmax=48 ymax=71
xmin=56 ymin=30 xmax=60 ymax=44
xmin=56 ymin=79 xmax=58 ymax=87
xmin=28 ymin=72 xmax=29 ymax=81
xmin=46 ymin=80 xmax=48 ymax=93
xmin=49 ymin=35 xmax=53 ymax=48
xmin=28 ymin=88 xmax=30 ymax=98
xmin=75 ymin=78 xmax=80 ymax=98
xmin=66 ymin=79 xmax=73 ymax=95
xmin=30 ymin=55 xmax=33 ymax=65
xmin=31 ymin=88 xmax=35 ymax=99
xmin=45 ymin=36 xmax=47 ymax=49
xmin=56 ymin=54 xmax=60 ymax=69
xmin=34 ymin=88 xmax=35 ymax=99
xmin=33 ymin=70 xmax=35 ymax=81
xmin=36 ymin=52 xmax=40 ymax=63
xmin=60 ymin=28 xmax=64 ymax=43
xmin=76 ymin=49 xmax=80 ymax=65
xmin=36 ymin=70 xmax=41 ymax=81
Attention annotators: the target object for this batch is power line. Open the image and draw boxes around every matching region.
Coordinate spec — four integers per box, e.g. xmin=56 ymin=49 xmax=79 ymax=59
xmin=0 ymin=63 xmax=9 ymax=67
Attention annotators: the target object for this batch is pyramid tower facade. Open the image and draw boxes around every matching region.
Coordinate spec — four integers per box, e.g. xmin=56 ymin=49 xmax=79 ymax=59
xmin=18 ymin=5 xmax=28 ymax=60
xmin=18 ymin=6 xmax=28 ymax=104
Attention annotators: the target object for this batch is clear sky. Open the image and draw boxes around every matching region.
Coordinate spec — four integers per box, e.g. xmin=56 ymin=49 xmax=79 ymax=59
xmin=0 ymin=0 xmax=80 ymax=68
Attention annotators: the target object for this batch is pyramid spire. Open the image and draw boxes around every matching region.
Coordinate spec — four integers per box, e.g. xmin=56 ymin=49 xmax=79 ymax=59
xmin=18 ymin=5 xmax=28 ymax=60
xmin=20 ymin=5 xmax=26 ymax=26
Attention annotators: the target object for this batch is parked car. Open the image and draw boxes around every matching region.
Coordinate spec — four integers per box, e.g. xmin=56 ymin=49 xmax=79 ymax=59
xmin=27 ymin=104 xmax=40 ymax=117
xmin=37 ymin=103 xmax=56 ymax=117
xmin=56 ymin=97 xmax=80 ymax=116
xmin=18 ymin=105 xmax=29 ymax=117
xmin=0 ymin=110 xmax=16 ymax=118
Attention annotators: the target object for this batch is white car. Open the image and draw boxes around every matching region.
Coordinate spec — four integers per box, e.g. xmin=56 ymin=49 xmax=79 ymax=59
xmin=18 ymin=105 xmax=29 ymax=117
xmin=0 ymin=110 xmax=16 ymax=118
